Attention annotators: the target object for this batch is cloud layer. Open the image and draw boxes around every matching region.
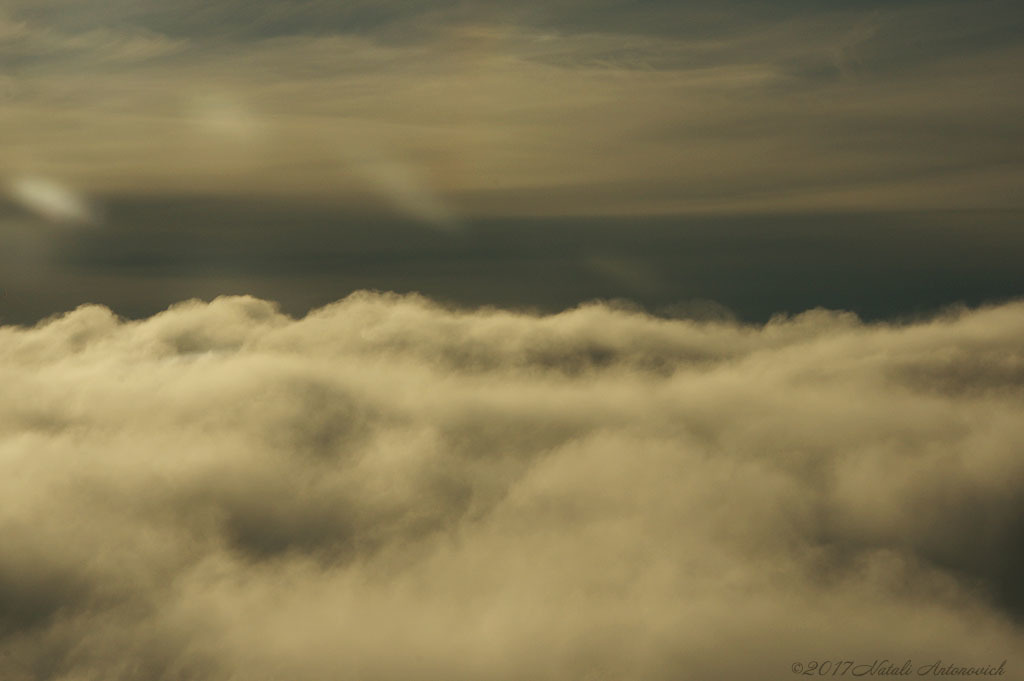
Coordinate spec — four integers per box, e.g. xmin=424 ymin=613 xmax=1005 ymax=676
xmin=2 ymin=0 xmax=1022 ymax=215
xmin=1 ymin=292 xmax=1022 ymax=679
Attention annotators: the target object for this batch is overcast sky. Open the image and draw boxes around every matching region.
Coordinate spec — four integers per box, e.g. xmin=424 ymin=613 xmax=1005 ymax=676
xmin=2 ymin=0 xmax=1023 ymax=217
xmin=1 ymin=0 xmax=1023 ymax=323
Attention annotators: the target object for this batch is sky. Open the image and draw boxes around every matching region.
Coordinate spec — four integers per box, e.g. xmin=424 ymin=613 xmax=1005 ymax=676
xmin=2 ymin=0 xmax=1023 ymax=214
xmin=1 ymin=0 xmax=1023 ymax=322
xmin=1 ymin=1 xmax=1024 ymax=679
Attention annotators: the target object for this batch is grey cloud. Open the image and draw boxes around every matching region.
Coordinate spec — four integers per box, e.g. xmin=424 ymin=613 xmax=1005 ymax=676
xmin=6 ymin=0 xmax=1021 ymax=78
xmin=1 ymin=293 xmax=1023 ymax=679
xmin=7 ymin=0 xmax=1020 ymax=46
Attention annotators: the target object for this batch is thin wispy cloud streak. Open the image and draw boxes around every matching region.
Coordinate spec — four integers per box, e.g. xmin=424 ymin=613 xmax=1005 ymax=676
xmin=1 ymin=293 xmax=1022 ymax=680
xmin=5 ymin=177 xmax=97 ymax=225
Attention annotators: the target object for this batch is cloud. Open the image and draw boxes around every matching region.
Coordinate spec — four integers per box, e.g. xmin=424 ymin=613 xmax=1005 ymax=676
xmin=1 ymin=292 xmax=1022 ymax=679
xmin=0 ymin=11 xmax=186 ymax=63
xmin=2 ymin=1 xmax=1022 ymax=213
xmin=5 ymin=177 xmax=97 ymax=225
xmin=345 ymin=148 xmax=460 ymax=230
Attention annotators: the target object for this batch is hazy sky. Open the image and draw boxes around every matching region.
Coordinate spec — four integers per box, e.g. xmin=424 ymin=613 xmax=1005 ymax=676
xmin=2 ymin=0 xmax=1023 ymax=217
xmin=3 ymin=1 xmax=1024 ymax=323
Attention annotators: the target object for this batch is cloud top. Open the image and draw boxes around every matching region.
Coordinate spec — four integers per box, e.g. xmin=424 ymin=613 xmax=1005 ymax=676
xmin=1 ymin=292 xmax=1023 ymax=680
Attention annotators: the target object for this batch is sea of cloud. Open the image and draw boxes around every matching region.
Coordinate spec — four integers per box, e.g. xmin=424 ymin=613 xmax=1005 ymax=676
xmin=1 ymin=292 xmax=1022 ymax=680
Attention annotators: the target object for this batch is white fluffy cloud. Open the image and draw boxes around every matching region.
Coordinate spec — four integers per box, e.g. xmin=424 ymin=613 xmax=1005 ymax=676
xmin=1 ymin=293 xmax=1023 ymax=680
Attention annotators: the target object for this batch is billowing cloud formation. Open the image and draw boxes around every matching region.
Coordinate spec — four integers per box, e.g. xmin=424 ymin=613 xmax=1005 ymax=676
xmin=1 ymin=293 xmax=1023 ymax=679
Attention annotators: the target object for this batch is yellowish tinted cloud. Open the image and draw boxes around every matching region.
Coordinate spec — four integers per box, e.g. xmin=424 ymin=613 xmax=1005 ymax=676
xmin=1 ymin=293 xmax=1022 ymax=679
